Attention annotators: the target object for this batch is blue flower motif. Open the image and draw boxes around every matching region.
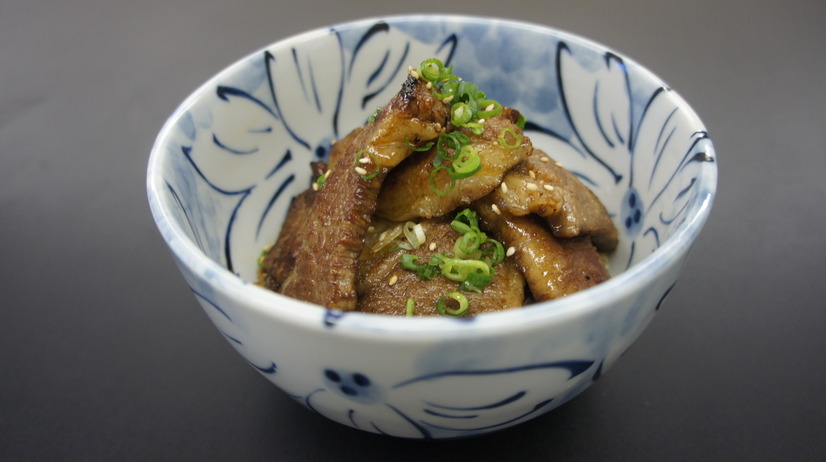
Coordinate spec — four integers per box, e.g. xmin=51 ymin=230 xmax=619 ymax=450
xmin=177 ymin=22 xmax=456 ymax=281
xmin=296 ymin=360 xmax=595 ymax=439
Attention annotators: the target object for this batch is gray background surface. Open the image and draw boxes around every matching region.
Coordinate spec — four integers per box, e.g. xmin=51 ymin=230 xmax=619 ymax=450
xmin=2 ymin=1 xmax=825 ymax=460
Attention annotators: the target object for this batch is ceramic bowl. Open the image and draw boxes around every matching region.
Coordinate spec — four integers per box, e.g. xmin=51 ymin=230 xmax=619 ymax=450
xmin=147 ymin=15 xmax=716 ymax=439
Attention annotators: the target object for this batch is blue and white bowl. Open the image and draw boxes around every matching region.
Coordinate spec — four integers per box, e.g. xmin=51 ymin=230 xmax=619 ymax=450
xmin=147 ymin=15 xmax=716 ymax=439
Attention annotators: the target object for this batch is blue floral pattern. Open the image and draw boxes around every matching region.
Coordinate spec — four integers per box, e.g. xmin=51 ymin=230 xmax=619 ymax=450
xmin=150 ymin=16 xmax=716 ymax=439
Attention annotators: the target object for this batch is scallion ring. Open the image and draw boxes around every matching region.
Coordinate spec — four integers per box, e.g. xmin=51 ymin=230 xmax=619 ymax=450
xmin=406 ymin=298 xmax=416 ymax=317
xmin=451 ymin=102 xmax=473 ymax=126
xmin=353 ymin=149 xmax=380 ymax=179
xmin=479 ymin=238 xmax=505 ymax=266
xmin=440 ymin=258 xmax=491 ymax=283
xmin=429 ymin=165 xmax=456 ymax=196
xmin=498 ymin=127 xmax=523 ymax=150
xmin=451 ymin=208 xmax=480 ymax=234
xmin=460 ymin=271 xmax=495 ymax=293
xmin=405 ymin=136 xmax=434 ymax=152
xmin=477 ymin=100 xmax=503 ymax=119
xmin=403 ymin=221 xmax=426 ymax=249
xmin=437 ymin=292 xmax=469 ymax=317
xmin=451 ymin=145 xmax=482 ymax=179
xmin=455 ymin=232 xmax=484 ymax=258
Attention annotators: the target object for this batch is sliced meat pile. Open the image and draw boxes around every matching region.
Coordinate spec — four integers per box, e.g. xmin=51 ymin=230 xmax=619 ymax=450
xmin=260 ymin=69 xmax=617 ymax=316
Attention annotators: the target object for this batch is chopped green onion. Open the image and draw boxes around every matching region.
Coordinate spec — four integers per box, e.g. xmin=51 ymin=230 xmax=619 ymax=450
xmin=498 ymin=127 xmax=522 ymax=150
xmin=400 ymin=253 xmax=441 ymax=280
xmin=429 ymin=165 xmax=456 ymax=196
xmin=353 ymin=149 xmax=380 ymax=179
xmin=257 ymin=248 xmax=270 ymax=270
xmin=451 ymin=208 xmax=480 ymax=234
xmin=462 ymin=122 xmax=485 ymax=135
xmin=437 ymin=292 xmax=469 ymax=316
xmin=515 ymin=113 xmax=527 ymax=130
xmin=477 ymin=100 xmax=503 ymax=119
xmin=406 ymin=298 xmax=416 ymax=316
xmin=451 ymin=102 xmax=473 ymax=126
xmin=441 ymin=258 xmax=491 ymax=283
xmin=479 ymin=238 xmax=505 ymax=266
xmin=455 ymin=231 xmax=484 ymax=257
xmin=403 ymin=221 xmax=426 ymax=249
xmin=314 ymin=170 xmax=329 ymax=190
xmin=405 ymin=136 xmax=434 ymax=152
xmin=368 ymin=106 xmax=382 ymax=124
xmin=460 ymin=271 xmax=494 ymax=293
xmin=418 ymin=58 xmax=444 ymax=82
xmin=451 ymin=145 xmax=482 ymax=179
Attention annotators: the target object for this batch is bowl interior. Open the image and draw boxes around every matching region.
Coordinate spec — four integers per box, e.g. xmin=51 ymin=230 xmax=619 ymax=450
xmin=148 ymin=15 xmax=716 ymax=315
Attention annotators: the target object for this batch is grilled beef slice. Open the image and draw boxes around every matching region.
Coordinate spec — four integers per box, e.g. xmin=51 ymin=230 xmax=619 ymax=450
xmin=356 ymin=216 xmax=526 ymax=316
xmin=490 ymin=149 xmax=618 ymax=252
xmin=472 ymin=196 xmax=610 ymax=302
xmin=376 ymin=107 xmax=531 ymax=221
xmin=263 ymin=76 xmax=448 ymax=310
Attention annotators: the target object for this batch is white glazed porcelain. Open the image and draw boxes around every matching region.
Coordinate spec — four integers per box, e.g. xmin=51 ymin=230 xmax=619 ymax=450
xmin=147 ymin=15 xmax=716 ymax=439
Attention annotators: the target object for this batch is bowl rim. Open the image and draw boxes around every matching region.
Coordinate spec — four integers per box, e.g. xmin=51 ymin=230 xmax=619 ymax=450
xmin=147 ymin=14 xmax=717 ymax=338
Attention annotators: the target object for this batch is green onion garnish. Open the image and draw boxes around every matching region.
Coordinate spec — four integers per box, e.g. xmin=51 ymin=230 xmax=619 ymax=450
xmin=353 ymin=149 xmax=380 ymax=180
xmin=441 ymin=258 xmax=491 ymax=283
xmin=437 ymin=292 xmax=469 ymax=316
xmin=403 ymin=221 xmax=426 ymax=249
xmin=429 ymin=165 xmax=456 ymax=196
xmin=406 ymin=298 xmax=416 ymax=316
xmin=477 ymin=100 xmax=503 ymax=119
xmin=515 ymin=113 xmax=527 ymax=130
xmin=368 ymin=106 xmax=382 ymax=124
xmin=498 ymin=127 xmax=522 ymax=150
xmin=405 ymin=136 xmax=434 ymax=152
xmin=460 ymin=271 xmax=494 ymax=293
xmin=451 ymin=145 xmax=482 ymax=179
xmin=451 ymin=208 xmax=480 ymax=234
xmin=314 ymin=170 xmax=330 ymax=190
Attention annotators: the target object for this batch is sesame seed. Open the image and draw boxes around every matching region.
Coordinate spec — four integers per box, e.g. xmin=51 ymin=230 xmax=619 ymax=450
xmin=354 ymin=166 xmax=368 ymax=176
xmin=556 ymin=161 xmax=564 ymax=167
xmin=478 ymin=118 xmax=486 ymax=124
xmin=529 ymin=170 xmax=536 ymax=179
xmin=506 ymin=246 xmax=516 ymax=257
xmin=367 ymin=226 xmax=376 ymax=234
xmin=526 ymin=183 xmax=538 ymax=191
xmin=429 ymin=242 xmax=436 ymax=251
xmin=501 ymin=182 xmax=509 ymax=193
xmin=312 ymin=182 xmax=319 ymax=191
xmin=435 ymin=122 xmax=442 ymax=131
xmin=443 ymin=95 xmax=454 ymax=104
xmin=543 ymin=184 xmax=555 ymax=192
xmin=540 ymin=156 xmax=549 ymax=162
xmin=485 ymin=103 xmax=495 ymax=112
xmin=331 ymin=139 xmax=337 ymax=145
xmin=358 ymin=156 xmax=370 ymax=164
xmin=492 ymin=204 xmax=502 ymax=215
xmin=388 ymin=275 xmax=399 ymax=286
xmin=426 ymin=81 xmax=432 ymax=89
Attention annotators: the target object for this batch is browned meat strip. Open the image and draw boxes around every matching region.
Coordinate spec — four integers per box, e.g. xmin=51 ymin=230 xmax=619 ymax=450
xmin=356 ymin=216 xmax=526 ymax=316
xmin=259 ymin=186 xmax=317 ymax=291
xmin=490 ymin=149 xmax=618 ymax=252
xmin=266 ymin=76 xmax=448 ymax=310
xmin=472 ymin=197 xmax=610 ymax=302
xmin=375 ymin=107 xmax=531 ymax=221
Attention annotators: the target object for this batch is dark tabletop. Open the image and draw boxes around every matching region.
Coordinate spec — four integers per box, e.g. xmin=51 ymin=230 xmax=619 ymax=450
xmin=2 ymin=1 xmax=825 ymax=460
